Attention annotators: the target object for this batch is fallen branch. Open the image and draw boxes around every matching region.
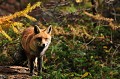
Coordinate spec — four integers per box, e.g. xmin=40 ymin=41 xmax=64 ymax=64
xmin=84 ymin=11 xmax=118 ymax=30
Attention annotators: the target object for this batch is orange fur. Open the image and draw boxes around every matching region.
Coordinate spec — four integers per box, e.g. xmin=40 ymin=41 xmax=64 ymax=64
xmin=21 ymin=26 xmax=52 ymax=75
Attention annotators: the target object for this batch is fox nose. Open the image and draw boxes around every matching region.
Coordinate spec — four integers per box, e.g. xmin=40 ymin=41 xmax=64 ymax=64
xmin=42 ymin=44 xmax=45 ymax=47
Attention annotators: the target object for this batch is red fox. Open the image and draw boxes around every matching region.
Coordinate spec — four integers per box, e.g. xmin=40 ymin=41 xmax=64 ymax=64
xmin=21 ymin=25 xmax=52 ymax=75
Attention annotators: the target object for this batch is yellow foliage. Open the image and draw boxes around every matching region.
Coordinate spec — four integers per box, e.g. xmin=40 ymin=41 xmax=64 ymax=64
xmin=0 ymin=2 xmax=41 ymax=24
xmin=84 ymin=11 xmax=113 ymax=22
xmin=103 ymin=46 xmax=108 ymax=49
xmin=24 ymin=14 xmax=37 ymax=21
xmin=0 ymin=26 xmax=2 ymax=31
xmin=82 ymin=27 xmax=94 ymax=39
xmin=81 ymin=72 xmax=89 ymax=79
xmin=75 ymin=0 xmax=82 ymax=3
xmin=0 ymin=2 xmax=41 ymax=41
xmin=12 ymin=26 xmax=19 ymax=34
xmin=12 ymin=22 xmax=24 ymax=27
xmin=84 ymin=11 xmax=118 ymax=30
xmin=1 ymin=30 xmax=12 ymax=41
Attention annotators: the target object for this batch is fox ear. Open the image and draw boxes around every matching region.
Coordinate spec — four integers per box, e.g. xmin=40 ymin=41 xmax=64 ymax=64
xmin=46 ymin=25 xmax=52 ymax=34
xmin=34 ymin=25 xmax=41 ymax=34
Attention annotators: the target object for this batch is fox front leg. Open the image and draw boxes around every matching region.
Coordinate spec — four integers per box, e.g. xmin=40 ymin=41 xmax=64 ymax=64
xmin=37 ymin=56 xmax=43 ymax=76
xmin=28 ymin=57 xmax=35 ymax=76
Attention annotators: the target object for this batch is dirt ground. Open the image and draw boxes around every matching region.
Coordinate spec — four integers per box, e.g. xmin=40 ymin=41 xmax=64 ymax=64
xmin=0 ymin=66 xmax=32 ymax=79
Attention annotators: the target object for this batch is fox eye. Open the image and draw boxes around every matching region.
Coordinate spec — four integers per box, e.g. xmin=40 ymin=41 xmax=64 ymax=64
xmin=36 ymin=38 xmax=42 ymax=41
xmin=45 ymin=38 xmax=48 ymax=40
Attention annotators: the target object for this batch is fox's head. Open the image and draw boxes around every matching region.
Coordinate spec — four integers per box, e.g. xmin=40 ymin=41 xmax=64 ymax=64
xmin=30 ymin=25 xmax=52 ymax=53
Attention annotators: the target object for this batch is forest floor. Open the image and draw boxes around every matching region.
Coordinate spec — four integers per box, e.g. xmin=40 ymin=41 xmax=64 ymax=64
xmin=0 ymin=66 xmax=32 ymax=79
